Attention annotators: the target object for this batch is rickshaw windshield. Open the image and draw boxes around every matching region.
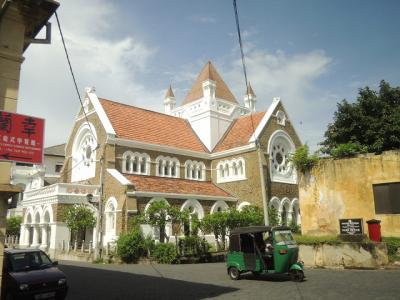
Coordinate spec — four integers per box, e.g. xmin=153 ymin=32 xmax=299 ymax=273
xmin=274 ymin=230 xmax=296 ymax=245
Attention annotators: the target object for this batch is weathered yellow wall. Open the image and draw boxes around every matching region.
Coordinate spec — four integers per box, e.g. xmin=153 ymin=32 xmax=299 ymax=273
xmin=299 ymin=151 xmax=400 ymax=237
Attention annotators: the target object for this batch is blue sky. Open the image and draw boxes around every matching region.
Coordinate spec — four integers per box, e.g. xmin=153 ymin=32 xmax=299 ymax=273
xmin=18 ymin=0 xmax=400 ymax=150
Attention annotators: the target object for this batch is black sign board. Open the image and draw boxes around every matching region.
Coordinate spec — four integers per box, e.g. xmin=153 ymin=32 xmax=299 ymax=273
xmin=339 ymin=219 xmax=363 ymax=235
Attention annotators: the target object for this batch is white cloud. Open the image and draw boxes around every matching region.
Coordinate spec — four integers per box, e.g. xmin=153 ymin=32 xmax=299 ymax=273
xmin=189 ymin=15 xmax=217 ymax=24
xmin=18 ymin=0 xmax=159 ymax=147
xmin=221 ymin=48 xmax=334 ymax=150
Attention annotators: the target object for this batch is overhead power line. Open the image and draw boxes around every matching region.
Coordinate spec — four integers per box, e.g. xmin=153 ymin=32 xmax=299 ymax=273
xmin=233 ymin=0 xmax=256 ymax=143
xmin=54 ymin=11 xmax=98 ymax=147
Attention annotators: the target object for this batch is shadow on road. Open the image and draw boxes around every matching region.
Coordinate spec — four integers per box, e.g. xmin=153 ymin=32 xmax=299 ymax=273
xmin=60 ymin=264 xmax=238 ymax=300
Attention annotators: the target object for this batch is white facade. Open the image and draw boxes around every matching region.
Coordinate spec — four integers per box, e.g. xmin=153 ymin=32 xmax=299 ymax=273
xmin=19 ymin=183 xmax=100 ymax=257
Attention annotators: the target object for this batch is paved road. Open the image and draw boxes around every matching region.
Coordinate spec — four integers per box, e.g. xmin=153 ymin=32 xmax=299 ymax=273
xmin=59 ymin=261 xmax=400 ymax=300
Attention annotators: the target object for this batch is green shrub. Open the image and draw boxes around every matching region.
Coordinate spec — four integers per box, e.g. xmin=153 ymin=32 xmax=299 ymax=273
xmin=116 ymin=230 xmax=146 ymax=263
xmin=152 ymin=243 xmax=178 ymax=264
xmin=290 ymin=145 xmax=319 ymax=174
xmin=6 ymin=216 xmax=22 ymax=236
xmin=289 ymin=220 xmax=301 ymax=234
xmin=143 ymin=234 xmax=156 ymax=257
xmin=294 ymin=235 xmax=341 ymax=246
xmin=382 ymin=237 xmax=400 ymax=259
xmin=330 ymin=142 xmax=367 ymax=158
xmin=179 ymin=236 xmax=209 ymax=256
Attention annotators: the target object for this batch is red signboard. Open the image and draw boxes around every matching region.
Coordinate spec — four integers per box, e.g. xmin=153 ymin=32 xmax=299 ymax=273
xmin=0 ymin=111 xmax=45 ymax=164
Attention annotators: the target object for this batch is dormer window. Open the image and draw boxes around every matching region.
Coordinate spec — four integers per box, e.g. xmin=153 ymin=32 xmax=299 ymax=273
xmin=217 ymin=158 xmax=246 ymax=183
xmin=123 ymin=152 xmax=150 ymax=175
xmin=156 ymin=156 xmax=180 ymax=178
xmin=185 ymin=160 xmax=206 ymax=181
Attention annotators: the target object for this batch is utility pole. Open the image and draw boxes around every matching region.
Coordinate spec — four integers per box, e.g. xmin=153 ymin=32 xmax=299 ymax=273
xmin=96 ymin=144 xmax=106 ymax=260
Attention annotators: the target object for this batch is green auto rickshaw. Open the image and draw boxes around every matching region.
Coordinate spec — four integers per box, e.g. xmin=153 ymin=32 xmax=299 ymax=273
xmin=226 ymin=226 xmax=304 ymax=282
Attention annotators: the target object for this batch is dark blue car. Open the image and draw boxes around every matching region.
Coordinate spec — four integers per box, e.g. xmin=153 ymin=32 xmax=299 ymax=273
xmin=2 ymin=249 xmax=68 ymax=300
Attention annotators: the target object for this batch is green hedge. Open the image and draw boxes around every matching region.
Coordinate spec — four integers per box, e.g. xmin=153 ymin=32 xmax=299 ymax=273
xmin=152 ymin=243 xmax=178 ymax=264
xmin=116 ymin=230 xmax=146 ymax=263
xmin=382 ymin=237 xmax=400 ymax=257
xmin=294 ymin=235 xmax=341 ymax=246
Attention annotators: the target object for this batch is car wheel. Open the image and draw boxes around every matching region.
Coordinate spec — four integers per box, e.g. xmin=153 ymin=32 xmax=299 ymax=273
xmin=289 ymin=269 xmax=304 ymax=282
xmin=228 ymin=267 xmax=240 ymax=280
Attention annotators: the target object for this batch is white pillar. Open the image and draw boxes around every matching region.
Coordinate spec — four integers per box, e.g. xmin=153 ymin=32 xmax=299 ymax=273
xmin=40 ymin=224 xmax=48 ymax=250
xmin=31 ymin=225 xmax=40 ymax=248
xmin=19 ymin=224 xmax=27 ymax=247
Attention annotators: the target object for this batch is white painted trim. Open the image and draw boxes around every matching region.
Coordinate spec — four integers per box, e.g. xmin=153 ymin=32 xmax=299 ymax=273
xmin=109 ymin=137 xmax=256 ymax=160
xmin=237 ymin=201 xmax=250 ymax=211
xmin=211 ymin=144 xmax=256 ymax=158
xmin=127 ymin=191 xmax=236 ymax=202
xmin=110 ymin=137 xmax=210 ymax=159
xmin=86 ymin=90 xmax=116 ymax=136
xmin=210 ymin=200 xmax=229 ymax=214
xmin=107 ymin=169 xmax=132 ymax=185
xmin=249 ymin=97 xmax=280 ymax=143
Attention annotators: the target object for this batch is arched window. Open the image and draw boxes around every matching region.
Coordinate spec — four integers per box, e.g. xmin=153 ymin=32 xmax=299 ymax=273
xmin=122 ymin=152 xmax=150 ymax=175
xmin=105 ymin=197 xmax=117 ymax=234
xmin=268 ymin=130 xmax=296 ymax=184
xmin=224 ymin=163 xmax=229 ymax=177
xmin=185 ymin=160 xmax=205 ymax=181
xmin=125 ymin=155 xmax=131 ymax=173
xmin=216 ymin=158 xmax=246 ymax=183
xmin=233 ymin=162 xmax=238 ymax=175
xmin=71 ymin=122 xmax=97 ymax=182
xmin=238 ymin=160 xmax=243 ymax=175
xmin=156 ymin=156 xmax=180 ymax=178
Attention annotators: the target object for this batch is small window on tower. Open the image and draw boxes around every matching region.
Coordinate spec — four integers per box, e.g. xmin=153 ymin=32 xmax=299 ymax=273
xmin=55 ymin=163 xmax=63 ymax=173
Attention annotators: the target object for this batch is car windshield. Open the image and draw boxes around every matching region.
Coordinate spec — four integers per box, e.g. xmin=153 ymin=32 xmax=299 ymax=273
xmin=274 ymin=230 xmax=296 ymax=245
xmin=9 ymin=251 xmax=53 ymax=272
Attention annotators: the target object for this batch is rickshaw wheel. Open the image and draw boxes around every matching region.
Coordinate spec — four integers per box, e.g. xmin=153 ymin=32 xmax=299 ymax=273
xmin=251 ymin=271 xmax=261 ymax=277
xmin=228 ymin=267 xmax=240 ymax=280
xmin=289 ymin=269 xmax=304 ymax=282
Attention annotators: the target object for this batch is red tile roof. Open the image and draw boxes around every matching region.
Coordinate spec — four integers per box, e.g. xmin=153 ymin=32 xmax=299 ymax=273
xmin=183 ymin=61 xmax=238 ymax=105
xmin=99 ymin=99 xmax=209 ymax=153
xmin=125 ymin=174 xmax=233 ymax=198
xmin=213 ymin=112 xmax=265 ymax=152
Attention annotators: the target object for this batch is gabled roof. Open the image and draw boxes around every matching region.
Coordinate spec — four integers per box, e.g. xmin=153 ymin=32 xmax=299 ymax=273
xmin=44 ymin=143 xmax=65 ymax=157
xmin=213 ymin=112 xmax=265 ymax=152
xmin=125 ymin=174 xmax=233 ymax=198
xmin=182 ymin=61 xmax=238 ymax=105
xmin=99 ymin=98 xmax=209 ymax=153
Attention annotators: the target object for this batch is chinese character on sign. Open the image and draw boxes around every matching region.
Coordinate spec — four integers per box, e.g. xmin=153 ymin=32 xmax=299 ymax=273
xmin=21 ymin=117 xmax=37 ymax=138
xmin=0 ymin=112 xmax=12 ymax=133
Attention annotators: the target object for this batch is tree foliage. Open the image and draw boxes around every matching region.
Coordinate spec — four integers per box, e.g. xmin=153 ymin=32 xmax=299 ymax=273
xmin=116 ymin=230 xmax=146 ymax=263
xmin=199 ymin=205 xmax=264 ymax=251
xmin=321 ymin=81 xmax=400 ymax=156
xmin=290 ymin=145 xmax=319 ymax=173
xmin=63 ymin=204 xmax=96 ymax=236
xmin=142 ymin=199 xmax=170 ymax=243
xmin=6 ymin=216 xmax=22 ymax=236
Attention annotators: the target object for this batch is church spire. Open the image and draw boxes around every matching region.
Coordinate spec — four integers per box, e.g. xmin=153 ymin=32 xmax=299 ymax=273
xmin=164 ymin=85 xmax=176 ymax=115
xmin=244 ymin=82 xmax=256 ymax=112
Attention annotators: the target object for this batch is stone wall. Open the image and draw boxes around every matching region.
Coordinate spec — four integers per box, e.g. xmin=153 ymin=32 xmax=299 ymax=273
xmin=299 ymin=243 xmax=388 ymax=268
xmin=299 ymin=151 xmax=400 ymax=237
